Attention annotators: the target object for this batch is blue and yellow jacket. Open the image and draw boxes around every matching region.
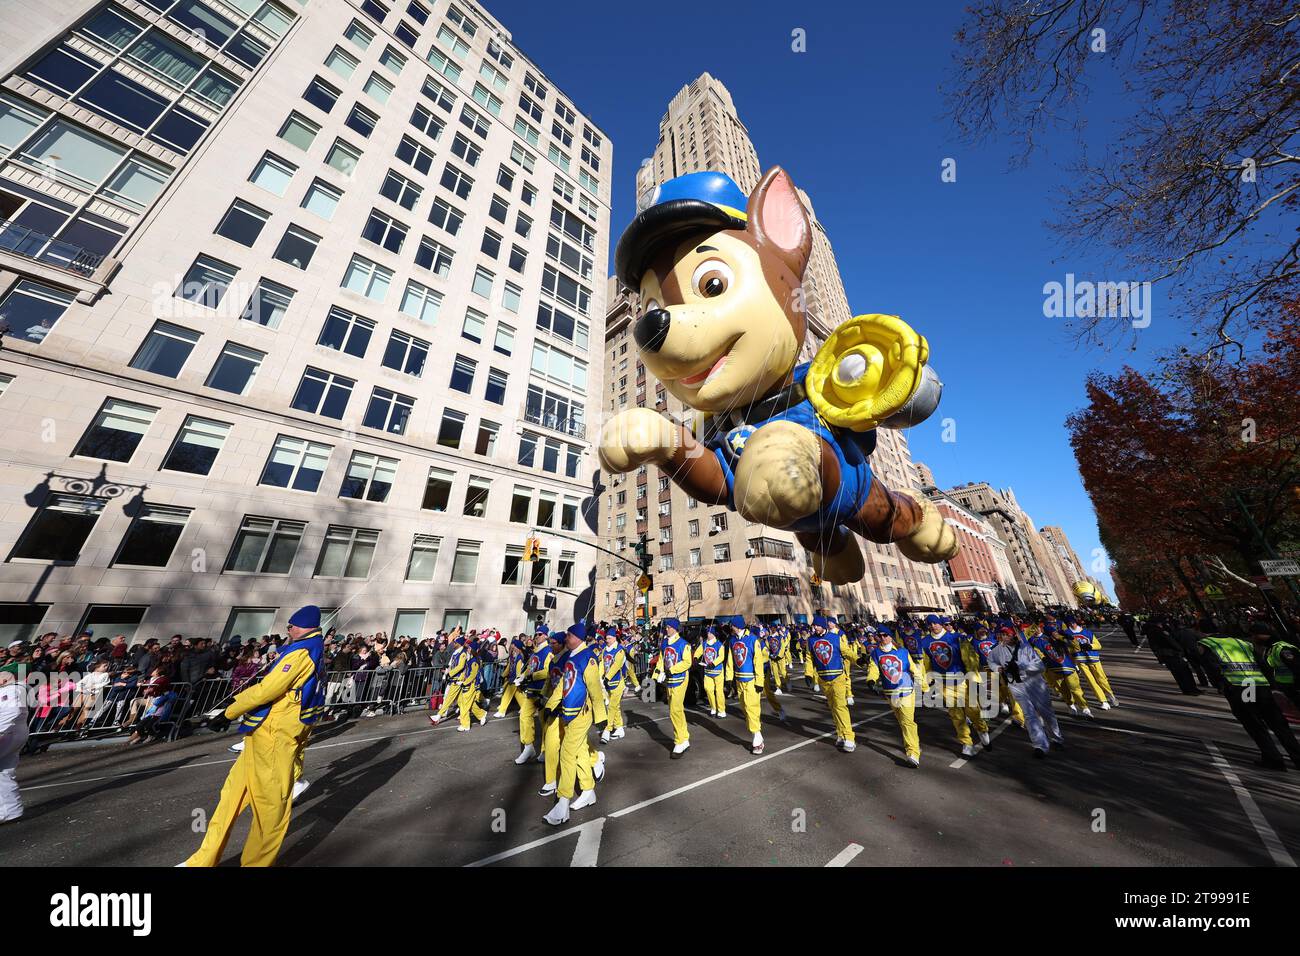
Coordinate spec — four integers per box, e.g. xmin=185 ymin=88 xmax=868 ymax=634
xmin=863 ymin=644 xmax=923 ymax=700
xmin=807 ymin=631 xmax=858 ymax=680
xmin=601 ymin=644 xmax=628 ymax=690
xmin=546 ymin=642 xmax=609 ymax=724
xmin=699 ymin=637 xmax=726 ymax=677
xmin=230 ymin=629 xmax=326 ymax=735
xmin=655 ymin=636 xmax=692 ymax=687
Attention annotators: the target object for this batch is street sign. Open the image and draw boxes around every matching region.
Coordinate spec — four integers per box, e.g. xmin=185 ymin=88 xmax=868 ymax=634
xmin=1259 ymin=559 xmax=1300 ymax=576
xmin=1203 ymin=584 xmax=1224 ymax=599
xmin=637 ymin=573 xmax=652 ymax=593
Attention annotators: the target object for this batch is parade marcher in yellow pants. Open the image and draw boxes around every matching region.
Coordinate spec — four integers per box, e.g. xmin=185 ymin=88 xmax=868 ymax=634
xmin=543 ymin=621 xmax=608 ymax=825
xmin=184 ymin=606 xmax=327 ymax=867
xmin=1064 ymin=618 xmax=1117 ymax=709
xmin=429 ymin=629 xmax=468 ymax=725
xmin=1031 ymin=625 xmax=1093 ymax=717
xmin=494 ymin=638 xmax=527 ymax=717
xmin=654 ymin=618 xmax=692 ymax=758
xmin=600 ymin=628 xmax=629 ymax=742
xmin=699 ymin=626 xmax=727 ymax=717
xmin=512 ymin=629 xmax=552 ymax=764
xmin=918 ymin=615 xmax=989 ymax=757
xmin=864 ymin=630 xmax=924 ymax=766
xmin=537 ymin=631 xmax=568 ymax=795
xmin=455 ymin=641 xmax=488 ymax=731
xmin=807 ymin=616 xmax=859 ymax=752
xmin=620 ymin=633 xmax=642 ymax=693
xmin=765 ymin=627 xmax=790 ymax=695
xmin=728 ymin=617 xmax=766 ymax=754
xmin=832 ymin=618 xmax=858 ymax=706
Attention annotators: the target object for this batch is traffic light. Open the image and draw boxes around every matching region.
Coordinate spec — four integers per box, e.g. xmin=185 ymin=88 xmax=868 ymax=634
xmin=523 ymin=536 xmax=540 ymax=561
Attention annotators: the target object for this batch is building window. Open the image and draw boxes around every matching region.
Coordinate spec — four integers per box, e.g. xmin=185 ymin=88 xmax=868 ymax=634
xmin=240 ymin=280 xmax=294 ymax=329
xmin=440 ymin=162 xmax=473 ymax=199
xmin=422 ymin=468 xmax=453 ymax=511
xmin=380 ymin=169 xmax=421 ymax=209
xmin=396 ymin=134 xmax=434 ymax=173
xmin=689 ymin=548 xmax=701 ymax=567
xmin=510 ymin=488 xmax=532 ymax=524
xmin=344 ymin=20 xmax=375 ymax=49
xmin=400 ymin=281 xmax=441 ymax=325
xmin=474 ymin=420 xmax=498 ymax=456
xmin=303 ymin=75 xmax=341 ymax=113
xmin=363 ymin=387 xmax=414 ymax=434
xmin=339 ymin=451 xmax=397 ymax=503
xmin=363 ymin=73 xmax=393 ymax=104
xmin=346 ymin=101 xmax=380 ymax=138
xmin=471 ymin=265 xmax=494 ymax=297
xmin=362 ymin=209 xmax=407 ymax=253
xmin=75 ymin=399 xmax=156 ymax=462
xmin=462 ymin=308 xmax=486 ymax=343
xmin=291 ymin=367 xmax=353 ymax=419
xmin=688 ymin=582 xmax=704 ymax=601
xmin=272 ymin=226 xmax=320 ymax=269
xmin=382 ymin=330 xmax=429 ymax=377
xmin=718 ymin=579 xmax=734 ymax=600
xmin=11 ymin=494 xmax=104 ymax=562
xmin=318 ymin=307 xmax=373 ymax=357
xmin=502 ymin=282 xmax=522 ymax=314
xmin=501 ymin=546 xmax=526 ymax=585
xmin=405 ymin=534 xmax=440 ymax=581
xmin=0 ymin=280 xmax=74 ymax=344
xmin=481 ymin=229 xmax=502 ymax=258
xmin=428 ymin=196 xmax=464 ymax=235
xmin=517 ymin=430 xmax=537 ymax=467
xmin=410 ymin=103 xmax=443 ymax=139
xmin=206 ymin=343 xmax=264 ymax=395
xmin=415 ymin=236 xmax=453 ymax=276
xmin=342 ymin=255 xmax=392 ymax=300
xmin=380 ymin=45 xmax=407 ymax=74
xmin=325 ymin=138 xmax=362 ymax=176
xmin=259 ymin=435 xmax=331 ymax=492
xmin=450 ymin=131 xmax=481 ymax=166
xmin=449 ymin=354 xmax=476 ymax=392
xmin=175 ymin=255 xmax=237 ymax=309
xmin=713 ymin=544 xmax=731 ymax=562
xmin=214 ymin=199 xmax=269 ymax=246
xmin=249 ymin=152 xmax=296 ymax=196
xmin=161 ymin=416 xmax=230 ymax=475
xmin=278 ymin=111 xmax=320 ymax=150
xmin=450 ymin=540 xmax=480 ymax=584
xmin=315 ymin=525 xmax=379 ymax=579
xmin=485 ymin=367 xmax=507 ymax=404
xmin=463 ymin=476 xmax=490 ymax=518
xmin=113 ymin=504 xmax=190 ymax=568
xmin=536 ymin=494 xmax=556 ymax=527
xmin=437 ymin=408 xmax=465 ymax=448
xmin=225 ymin=516 xmax=305 ymax=574
xmin=130 ymin=322 xmax=199 ymax=377
xmin=710 ymin=513 xmax=729 ymax=534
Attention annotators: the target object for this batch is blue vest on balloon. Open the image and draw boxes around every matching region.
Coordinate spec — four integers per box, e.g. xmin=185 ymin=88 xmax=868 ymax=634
xmin=660 ymin=636 xmax=689 ymax=687
xmin=730 ymin=632 xmax=760 ymax=682
xmin=560 ymin=645 xmax=597 ymax=722
xmin=700 ymin=638 xmax=726 ymax=677
xmin=867 ymin=645 xmax=916 ymax=698
xmin=238 ymin=629 xmax=326 ymax=734
xmin=808 ymin=633 xmax=845 ymax=679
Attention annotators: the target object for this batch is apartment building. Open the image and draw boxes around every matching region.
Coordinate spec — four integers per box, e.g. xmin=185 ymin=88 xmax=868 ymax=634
xmin=0 ymin=0 xmax=611 ymax=643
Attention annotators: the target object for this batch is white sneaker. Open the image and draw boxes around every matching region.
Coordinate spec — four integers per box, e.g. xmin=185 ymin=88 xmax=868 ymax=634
xmin=291 ymin=778 xmax=310 ymax=800
xmin=999 ymin=703 xmax=1010 ymax=716
xmin=840 ymin=740 xmax=856 ymax=753
xmin=479 ymin=712 xmax=488 ymax=725
xmin=1109 ymin=696 xmax=1120 ymax=708
xmin=611 ymin=727 xmax=625 ymax=739
xmin=457 ymin=726 xmax=469 ymax=733
xmin=906 ymin=754 xmax=920 ymax=767
xmin=538 ymin=781 xmax=556 ymax=796
xmin=601 ymin=729 xmax=611 ymax=744
xmin=514 ymin=744 xmax=536 ymax=765
xmin=708 ymin=709 xmax=717 ymax=716
xmin=429 ymin=714 xmax=442 ymax=726
xmin=752 ymin=732 xmax=764 ymax=755
xmin=174 ymin=860 xmax=187 ymax=867
xmin=813 ymin=685 xmax=822 ymax=694
xmin=846 ymin=696 xmax=855 ymax=706
xmin=593 ymin=751 xmax=606 ymax=782
xmin=543 ymin=797 xmax=570 ymax=826
xmin=774 ymin=688 xmax=783 ymax=697
xmin=1068 ymin=704 xmax=1079 ymax=714
xmin=570 ymin=789 xmax=597 ymax=811
xmin=1100 ymin=702 xmax=1111 ymax=711
xmin=671 ymin=741 xmax=690 ymax=759
xmin=834 ymin=737 xmax=844 ymax=748
xmin=979 ymin=731 xmax=991 ymax=747
xmin=228 ymin=740 xmax=244 ymax=753
xmin=1082 ymin=708 xmax=1094 ymax=719
xmin=961 ymin=744 xmax=976 ymax=757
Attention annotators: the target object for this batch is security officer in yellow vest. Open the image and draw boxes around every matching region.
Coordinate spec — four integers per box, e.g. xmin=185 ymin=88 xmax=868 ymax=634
xmin=183 ymin=605 xmax=326 ymax=867
xmin=543 ymin=620 xmax=608 ymax=825
xmin=1250 ymin=621 xmax=1299 ymax=712
xmin=653 ymin=618 xmax=692 ymax=758
xmin=1196 ymin=620 xmax=1300 ymax=771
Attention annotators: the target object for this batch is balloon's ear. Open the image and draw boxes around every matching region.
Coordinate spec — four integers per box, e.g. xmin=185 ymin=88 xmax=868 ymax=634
xmin=746 ymin=167 xmax=811 ymax=276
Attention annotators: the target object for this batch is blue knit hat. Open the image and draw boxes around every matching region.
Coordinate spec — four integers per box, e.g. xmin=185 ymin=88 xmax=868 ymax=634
xmin=288 ymin=605 xmax=321 ymax=629
xmin=662 ymin=617 xmax=681 ymax=632
xmin=812 ymin=614 xmax=829 ymax=628
xmin=567 ymin=620 xmax=587 ymax=640
xmin=535 ymin=625 xmax=550 ymax=636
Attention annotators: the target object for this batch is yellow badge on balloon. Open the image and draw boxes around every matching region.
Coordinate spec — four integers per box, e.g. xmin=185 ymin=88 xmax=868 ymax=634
xmin=805 ymin=314 xmax=929 ymax=431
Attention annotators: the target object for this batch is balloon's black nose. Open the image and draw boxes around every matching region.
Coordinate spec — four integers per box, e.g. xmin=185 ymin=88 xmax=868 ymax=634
xmin=634 ymin=308 xmax=671 ymax=352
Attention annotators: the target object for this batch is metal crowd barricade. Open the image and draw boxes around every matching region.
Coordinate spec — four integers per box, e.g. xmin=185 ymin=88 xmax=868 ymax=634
xmin=23 ymin=677 xmax=197 ymax=749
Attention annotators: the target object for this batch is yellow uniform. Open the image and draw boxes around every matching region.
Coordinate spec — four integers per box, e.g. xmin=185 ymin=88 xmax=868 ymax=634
xmin=864 ymin=644 xmax=924 ymax=762
xmin=808 ymin=628 xmax=859 ymax=746
xmin=494 ymin=649 xmax=526 ymax=717
xmin=919 ymin=634 xmax=988 ymax=747
xmin=186 ymin=632 xmax=324 ymax=867
xmin=545 ymin=642 xmax=608 ymax=800
xmin=600 ymin=643 xmax=628 ymax=733
xmin=654 ymin=631 xmax=693 ymax=752
xmin=699 ymin=634 xmax=728 ymax=716
xmin=457 ymin=655 xmax=488 ymax=729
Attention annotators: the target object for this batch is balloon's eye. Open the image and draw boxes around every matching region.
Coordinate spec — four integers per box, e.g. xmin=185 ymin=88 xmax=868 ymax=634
xmin=692 ymin=259 xmax=733 ymax=298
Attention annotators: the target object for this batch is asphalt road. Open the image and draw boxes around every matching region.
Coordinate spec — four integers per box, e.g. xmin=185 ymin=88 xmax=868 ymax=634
xmin=4 ymin=629 xmax=1298 ymax=867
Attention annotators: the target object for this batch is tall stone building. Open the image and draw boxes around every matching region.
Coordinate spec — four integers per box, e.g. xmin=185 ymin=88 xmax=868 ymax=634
xmin=595 ymin=73 xmax=955 ymax=623
xmin=945 ymin=482 xmax=1058 ymax=609
xmin=1040 ymin=524 xmax=1090 ymax=589
xmin=0 ymin=0 xmax=612 ymax=643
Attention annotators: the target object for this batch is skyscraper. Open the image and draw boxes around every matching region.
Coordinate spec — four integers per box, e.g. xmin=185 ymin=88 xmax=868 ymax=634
xmin=597 ymin=72 xmax=955 ymax=623
xmin=0 ymin=0 xmax=612 ymax=643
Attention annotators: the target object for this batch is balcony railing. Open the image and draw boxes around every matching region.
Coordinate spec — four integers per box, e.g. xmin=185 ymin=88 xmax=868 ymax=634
xmin=520 ymin=404 xmax=586 ymax=439
xmin=0 ymin=218 xmax=104 ymax=278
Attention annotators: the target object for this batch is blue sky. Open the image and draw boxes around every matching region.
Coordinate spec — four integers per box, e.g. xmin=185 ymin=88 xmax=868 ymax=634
xmin=485 ymin=0 xmax=1190 ymax=601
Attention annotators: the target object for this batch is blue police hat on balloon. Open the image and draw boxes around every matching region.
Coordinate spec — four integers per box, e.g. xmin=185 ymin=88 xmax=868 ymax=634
xmin=288 ymin=605 xmax=321 ymax=629
xmin=615 ymin=171 xmax=749 ymax=288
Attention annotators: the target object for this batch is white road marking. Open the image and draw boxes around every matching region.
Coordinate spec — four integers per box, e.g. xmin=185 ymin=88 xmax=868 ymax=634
xmin=825 ymin=843 xmax=864 ymax=867
xmin=464 ymin=711 xmax=891 ymax=866
xmin=570 ymin=816 xmax=604 ymax=867
xmin=1203 ymin=740 xmax=1296 ymax=868
xmin=949 ymin=719 xmax=1013 ymax=768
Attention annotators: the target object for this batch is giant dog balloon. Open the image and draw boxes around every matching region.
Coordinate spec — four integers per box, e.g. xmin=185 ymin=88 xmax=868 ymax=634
xmin=599 ymin=168 xmax=959 ymax=585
